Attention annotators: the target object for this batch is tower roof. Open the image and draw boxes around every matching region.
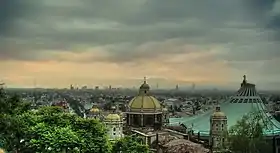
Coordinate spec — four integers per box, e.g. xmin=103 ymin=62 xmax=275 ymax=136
xmin=105 ymin=114 xmax=121 ymax=121
xmin=90 ymin=108 xmax=100 ymax=113
xmin=90 ymin=105 xmax=100 ymax=114
xmin=230 ymin=75 xmax=259 ymax=103
xmin=211 ymin=106 xmax=226 ymax=118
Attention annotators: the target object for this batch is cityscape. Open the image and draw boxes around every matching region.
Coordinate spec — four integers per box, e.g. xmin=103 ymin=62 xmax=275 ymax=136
xmin=1 ymin=0 xmax=280 ymax=153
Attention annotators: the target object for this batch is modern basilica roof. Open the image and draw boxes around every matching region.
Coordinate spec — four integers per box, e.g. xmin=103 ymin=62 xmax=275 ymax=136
xmin=169 ymin=75 xmax=280 ymax=136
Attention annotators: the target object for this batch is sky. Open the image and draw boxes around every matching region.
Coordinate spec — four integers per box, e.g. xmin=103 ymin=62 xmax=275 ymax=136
xmin=1 ymin=0 xmax=280 ymax=90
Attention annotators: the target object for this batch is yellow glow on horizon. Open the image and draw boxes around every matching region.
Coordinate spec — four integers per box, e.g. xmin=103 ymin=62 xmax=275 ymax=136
xmin=0 ymin=50 xmax=235 ymax=88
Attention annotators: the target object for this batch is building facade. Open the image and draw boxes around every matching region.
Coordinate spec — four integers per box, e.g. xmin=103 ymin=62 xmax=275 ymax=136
xmin=105 ymin=111 xmax=124 ymax=141
xmin=125 ymin=78 xmax=168 ymax=129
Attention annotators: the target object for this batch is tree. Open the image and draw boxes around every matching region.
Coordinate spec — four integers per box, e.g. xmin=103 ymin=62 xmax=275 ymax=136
xmin=0 ymin=89 xmax=149 ymax=153
xmin=0 ymin=89 xmax=32 ymax=152
xmin=18 ymin=106 xmax=111 ymax=153
xmin=111 ymin=136 xmax=149 ymax=153
xmin=25 ymin=123 xmax=82 ymax=153
xmin=227 ymin=110 xmax=271 ymax=153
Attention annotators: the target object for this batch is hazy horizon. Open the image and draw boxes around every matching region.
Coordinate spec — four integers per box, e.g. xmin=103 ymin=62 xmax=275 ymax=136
xmin=3 ymin=77 xmax=280 ymax=91
xmin=1 ymin=1 xmax=280 ymax=90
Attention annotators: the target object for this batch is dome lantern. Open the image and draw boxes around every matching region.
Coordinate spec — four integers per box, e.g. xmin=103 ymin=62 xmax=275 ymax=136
xmin=138 ymin=77 xmax=150 ymax=95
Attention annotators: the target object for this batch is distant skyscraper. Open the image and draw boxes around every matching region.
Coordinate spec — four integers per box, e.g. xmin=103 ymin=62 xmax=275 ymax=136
xmin=175 ymin=84 xmax=179 ymax=90
xmin=192 ymin=83 xmax=196 ymax=93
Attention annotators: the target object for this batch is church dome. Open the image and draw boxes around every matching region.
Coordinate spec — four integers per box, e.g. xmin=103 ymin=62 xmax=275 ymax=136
xmin=128 ymin=77 xmax=162 ymax=112
xmin=90 ymin=108 xmax=100 ymax=113
xmin=129 ymin=96 xmax=162 ymax=111
xmin=105 ymin=114 xmax=121 ymax=121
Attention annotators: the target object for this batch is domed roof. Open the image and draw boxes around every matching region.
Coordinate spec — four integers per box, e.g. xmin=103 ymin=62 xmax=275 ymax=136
xmin=90 ymin=108 xmax=100 ymax=113
xmin=211 ymin=106 xmax=226 ymax=118
xmin=105 ymin=114 xmax=121 ymax=121
xmin=212 ymin=111 xmax=226 ymax=117
xmin=128 ymin=77 xmax=162 ymax=112
xmin=129 ymin=96 xmax=162 ymax=112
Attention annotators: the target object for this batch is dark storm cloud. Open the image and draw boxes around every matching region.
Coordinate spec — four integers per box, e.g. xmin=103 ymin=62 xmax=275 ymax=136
xmin=1 ymin=0 xmax=280 ymax=64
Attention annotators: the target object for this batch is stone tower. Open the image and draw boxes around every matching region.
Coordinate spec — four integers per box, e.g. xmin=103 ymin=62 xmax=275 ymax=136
xmin=210 ymin=105 xmax=228 ymax=152
xmin=105 ymin=106 xmax=124 ymax=141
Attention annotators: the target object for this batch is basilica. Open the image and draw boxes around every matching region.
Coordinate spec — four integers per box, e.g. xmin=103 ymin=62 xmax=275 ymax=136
xmin=126 ymin=78 xmax=169 ymax=129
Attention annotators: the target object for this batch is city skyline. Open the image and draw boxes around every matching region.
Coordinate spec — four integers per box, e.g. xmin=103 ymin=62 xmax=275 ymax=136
xmin=1 ymin=1 xmax=280 ymax=89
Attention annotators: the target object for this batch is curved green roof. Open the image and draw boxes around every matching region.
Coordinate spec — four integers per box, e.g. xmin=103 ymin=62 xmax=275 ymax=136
xmin=169 ymin=76 xmax=280 ymax=136
xmin=170 ymin=102 xmax=280 ymax=136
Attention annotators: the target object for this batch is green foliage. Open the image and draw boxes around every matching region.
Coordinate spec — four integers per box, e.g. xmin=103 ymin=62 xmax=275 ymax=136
xmin=0 ymin=89 xmax=32 ymax=151
xmin=111 ymin=136 xmax=149 ymax=153
xmin=18 ymin=107 xmax=111 ymax=153
xmin=227 ymin=110 xmax=271 ymax=153
xmin=26 ymin=123 xmax=82 ymax=152
xmin=0 ymin=89 xmax=149 ymax=153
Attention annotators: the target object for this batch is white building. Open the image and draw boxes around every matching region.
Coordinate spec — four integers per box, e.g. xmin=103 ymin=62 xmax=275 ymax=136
xmin=105 ymin=111 xmax=124 ymax=141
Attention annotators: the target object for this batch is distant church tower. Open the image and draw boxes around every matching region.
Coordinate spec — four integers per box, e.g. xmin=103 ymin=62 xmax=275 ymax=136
xmin=210 ymin=105 xmax=228 ymax=152
xmin=105 ymin=106 xmax=123 ymax=141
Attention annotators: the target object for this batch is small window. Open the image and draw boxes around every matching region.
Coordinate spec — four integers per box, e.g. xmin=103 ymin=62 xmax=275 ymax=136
xmin=113 ymin=127 xmax=116 ymax=131
xmin=113 ymin=133 xmax=116 ymax=135
xmin=222 ymin=124 xmax=223 ymax=127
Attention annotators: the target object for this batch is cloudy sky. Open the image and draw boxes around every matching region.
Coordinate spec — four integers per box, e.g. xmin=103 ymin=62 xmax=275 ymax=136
xmin=1 ymin=0 xmax=280 ymax=89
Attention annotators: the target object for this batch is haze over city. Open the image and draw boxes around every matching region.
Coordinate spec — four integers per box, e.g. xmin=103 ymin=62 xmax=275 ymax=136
xmin=1 ymin=0 xmax=280 ymax=90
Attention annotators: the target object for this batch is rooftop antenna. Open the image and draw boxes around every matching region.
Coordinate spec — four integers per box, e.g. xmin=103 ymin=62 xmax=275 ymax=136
xmin=144 ymin=76 xmax=147 ymax=84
